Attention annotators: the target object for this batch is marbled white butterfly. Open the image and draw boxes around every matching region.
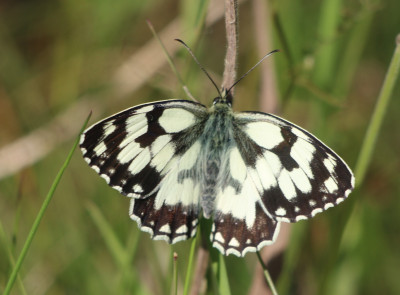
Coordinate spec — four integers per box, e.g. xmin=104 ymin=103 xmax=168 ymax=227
xmin=80 ymin=50 xmax=354 ymax=257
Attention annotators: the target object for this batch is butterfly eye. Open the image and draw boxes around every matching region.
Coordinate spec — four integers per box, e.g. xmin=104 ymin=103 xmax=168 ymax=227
xmin=213 ymin=97 xmax=221 ymax=105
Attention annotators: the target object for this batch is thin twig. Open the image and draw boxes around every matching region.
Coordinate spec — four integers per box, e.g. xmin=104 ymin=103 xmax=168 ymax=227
xmin=189 ymin=1 xmax=240 ymax=293
xmin=256 ymin=251 xmax=279 ymax=295
xmin=248 ymin=223 xmax=291 ymax=295
xmin=189 ymin=245 xmax=209 ymax=295
xmin=221 ymin=0 xmax=239 ymax=97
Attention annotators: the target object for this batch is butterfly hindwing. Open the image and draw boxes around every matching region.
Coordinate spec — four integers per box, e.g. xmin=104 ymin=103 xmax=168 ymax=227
xmin=211 ymin=204 xmax=280 ymax=256
xmin=130 ymin=193 xmax=199 ymax=244
xmin=235 ymin=111 xmax=355 ymax=223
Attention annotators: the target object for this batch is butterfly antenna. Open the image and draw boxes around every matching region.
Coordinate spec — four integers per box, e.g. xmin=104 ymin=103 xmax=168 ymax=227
xmin=175 ymin=39 xmax=223 ymax=98
xmin=225 ymin=49 xmax=280 ymax=97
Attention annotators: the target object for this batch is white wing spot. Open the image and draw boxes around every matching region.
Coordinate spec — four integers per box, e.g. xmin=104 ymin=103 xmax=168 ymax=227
xmin=93 ymin=141 xmax=107 ymax=156
xmin=158 ymin=108 xmax=196 ymax=133
xmin=345 ymin=188 xmax=352 ymax=197
xmin=336 ymin=197 xmax=345 ymax=204
xmin=228 ymin=237 xmax=240 ymax=247
xmin=213 ymin=242 xmax=225 ymax=254
xmin=159 ymin=224 xmax=171 ymax=234
xmin=289 ymin=168 xmax=312 ymax=193
xmin=324 ymin=203 xmax=334 ymax=210
xmin=245 ymin=121 xmax=284 ymax=149
xmin=80 ymin=134 xmax=86 ymax=145
xmin=309 ymin=199 xmax=316 ymax=207
xmin=103 ymin=121 xmax=116 ymax=137
xmin=278 ymin=217 xmax=290 ymax=222
xmin=136 ymin=105 xmax=154 ymax=113
xmin=278 ymin=170 xmax=297 ymax=200
xmin=214 ymin=232 xmax=225 ymax=244
xmin=100 ymin=174 xmax=110 ymax=183
xmin=112 ymin=185 xmax=122 ymax=192
xmin=133 ymin=184 xmax=143 ymax=193
xmin=295 ymin=215 xmax=307 ymax=221
xmin=275 ymin=207 xmax=287 ymax=216
xmin=254 ymin=155 xmax=278 ymax=189
xmin=290 ymin=140 xmax=315 ymax=179
xmin=311 ymin=208 xmax=323 ymax=217
xmin=177 ymin=141 xmax=201 ymax=170
xmin=151 ymin=143 xmax=175 ymax=172
xmin=246 ymin=239 xmax=252 ymax=244
xmin=323 ymin=157 xmax=336 ymax=174
xmin=176 ymin=225 xmax=188 ymax=234
xmin=324 ymin=178 xmax=339 ymax=193
xmin=151 ymin=135 xmax=172 ymax=155
xmin=229 ymin=147 xmax=247 ymax=183
xmin=128 ymin=148 xmax=151 ymax=175
xmin=226 ymin=248 xmax=241 ymax=256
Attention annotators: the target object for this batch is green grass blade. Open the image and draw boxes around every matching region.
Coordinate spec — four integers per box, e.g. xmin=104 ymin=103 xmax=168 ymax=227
xmin=171 ymin=252 xmax=178 ymax=295
xmin=183 ymin=228 xmax=199 ymax=295
xmin=3 ymin=112 xmax=92 ymax=295
xmin=354 ymin=34 xmax=400 ymax=185
xmin=86 ymin=201 xmax=127 ymax=268
xmin=317 ymin=33 xmax=400 ymax=294
xmin=218 ymin=254 xmax=231 ymax=295
xmin=0 ymin=222 xmax=27 ymax=295
xmin=256 ymin=251 xmax=279 ymax=295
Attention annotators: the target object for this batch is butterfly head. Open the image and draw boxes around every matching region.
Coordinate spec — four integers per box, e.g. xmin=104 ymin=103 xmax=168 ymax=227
xmin=212 ymin=88 xmax=233 ymax=107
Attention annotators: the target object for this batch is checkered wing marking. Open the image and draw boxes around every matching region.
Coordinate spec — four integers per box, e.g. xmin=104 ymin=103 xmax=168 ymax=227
xmin=80 ymin=100 xmax=207 ymax=243
xmin=211 ymin=205 xmax=280 ymax=257
xmin=236 ymin=111 xmax=355 ymax=223
xmin=209 ymin=136 xmax=281 ymax=256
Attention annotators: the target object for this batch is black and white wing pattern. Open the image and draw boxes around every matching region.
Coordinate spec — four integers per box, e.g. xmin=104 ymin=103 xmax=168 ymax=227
xmin=80 ymin=98 xmax=354 ymax=257
xmin=81 ymin=100 xmax=208 ymax=243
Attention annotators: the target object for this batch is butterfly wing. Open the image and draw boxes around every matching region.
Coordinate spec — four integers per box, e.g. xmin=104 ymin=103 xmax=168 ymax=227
xmin=209 ymin=110 xmax=354 ymax=256
xmin=80 ymin=99 xmax=208 ymax=242
xmin=234 ymin=111 xmax=355 ymax=223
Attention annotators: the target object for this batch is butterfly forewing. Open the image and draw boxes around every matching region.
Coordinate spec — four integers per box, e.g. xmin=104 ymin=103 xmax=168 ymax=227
xmin=81 ymin=100 xmax=207 ymax=197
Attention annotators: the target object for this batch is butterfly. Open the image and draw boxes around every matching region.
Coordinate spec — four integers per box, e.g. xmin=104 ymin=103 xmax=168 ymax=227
xmin=80 ymin=88 xmax=354 ymax=256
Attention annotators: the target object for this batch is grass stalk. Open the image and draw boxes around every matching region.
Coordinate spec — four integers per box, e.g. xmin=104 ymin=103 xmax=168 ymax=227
xmin=183 ymin=229 xmax=199 ymax=295
xmin=3 ymin=112 xmax=91 ymax=295
xmin=256 ymin=251 xmax=278 ymax=295
xmin=353 ymin=34 xmax=400 ymax=185
xmin=317 ymin=33 xmax=400 ymax=294
xmin=171 ymin=252 xmax=178 ymax=295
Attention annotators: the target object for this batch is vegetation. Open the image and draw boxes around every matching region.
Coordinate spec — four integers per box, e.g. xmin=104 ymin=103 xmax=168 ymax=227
xmin=0 ymin=0 xmax=399 ymax=294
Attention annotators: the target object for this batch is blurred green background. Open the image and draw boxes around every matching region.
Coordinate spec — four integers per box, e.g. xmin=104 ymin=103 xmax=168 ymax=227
xmin=0 ymin=0 xmax=399 ymax=294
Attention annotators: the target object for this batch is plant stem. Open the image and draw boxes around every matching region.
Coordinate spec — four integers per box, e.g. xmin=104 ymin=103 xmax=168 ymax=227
xmin=3 ymin=113 xmax=91 ymax=295
xmin=354 ymin=34 xmax=400 ymax=185
xmin=256 ymin=251 xmax=279 ymax=295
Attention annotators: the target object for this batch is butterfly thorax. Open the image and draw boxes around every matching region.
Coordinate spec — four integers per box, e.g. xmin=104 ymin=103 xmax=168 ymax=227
xmin=199 ymin=101 xmax=234 ymax=218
